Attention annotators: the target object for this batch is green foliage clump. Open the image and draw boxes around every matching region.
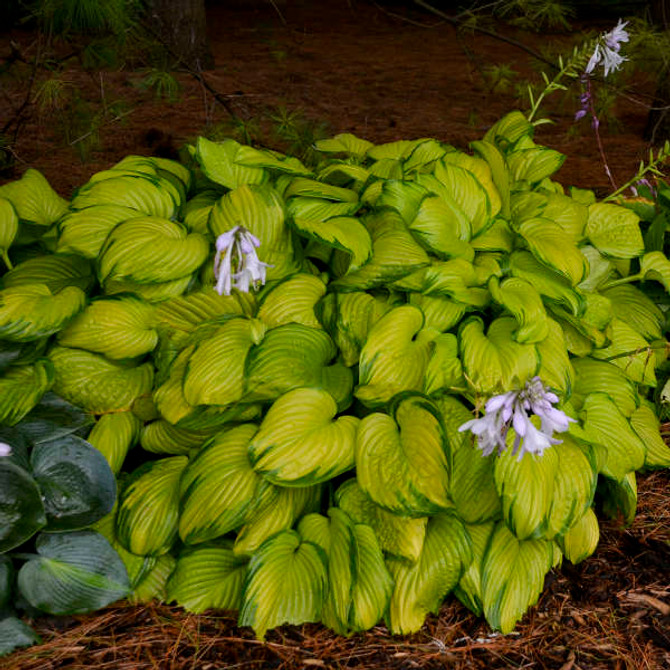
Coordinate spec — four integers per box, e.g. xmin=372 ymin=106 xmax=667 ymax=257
xmin=1 ymin=111 xmax=670 ymax=653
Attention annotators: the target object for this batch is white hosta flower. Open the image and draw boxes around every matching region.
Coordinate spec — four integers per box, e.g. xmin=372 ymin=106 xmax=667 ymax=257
xmin=459 ymin=376 xmax=574 ymax=461
xmin=0 ymin=441 xmax=12 ymax=457
xmin=213 ymin=226 xmax=272 ymax=296
xmin=585 ymin=19 xmax=629 ymax=77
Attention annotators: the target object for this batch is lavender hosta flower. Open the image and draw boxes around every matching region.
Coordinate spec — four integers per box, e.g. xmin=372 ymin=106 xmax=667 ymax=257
xmin=585 ymin=19 xmax=629 ymax=78
xmin=213 ymin=226 xmax=272 ymax=296
xmin=0 ymin=441 xmax=11 ymax=457
xmin=459 ymin=377 xmax=574 ymax=461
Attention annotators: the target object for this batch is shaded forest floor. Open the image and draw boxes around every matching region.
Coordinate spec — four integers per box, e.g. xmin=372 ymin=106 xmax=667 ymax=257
xmin=1 ymin=1 xmax=669 ymax=668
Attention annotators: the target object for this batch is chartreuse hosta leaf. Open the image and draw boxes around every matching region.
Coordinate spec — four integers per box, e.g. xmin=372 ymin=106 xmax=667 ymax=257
xmin=239 ymin=529 xmax=328 ymax=639
xmin=129 ymin=553 xmax=176 ymax=604
xmin=459 ymin=316 xmax=539 ymax=395
xmin=116 ymin=456 xmax=188 ymax=556
xmin=195 ymin=137 xmax=268 ymax=189
xmin=315 ymin=133 xmax=374 ymax=158
xmin=481 ymin=522 xmax=554 ymax=633
xmin=601 ymin=285 xmax=664 ymax=341
xmin=436 ymin=396 xmax=500 ymax=524
xmin=356 ymin=394 xmax=451 ymax=516
xmin=87 ymin=411 xmax=142 ymax=474
xmin=234 ymin=145 xmax=310 ymax=176
xmin=256 ymin=273 xmax=326 ymax=329
xmin=179 ymin=424 xmax=263 ymax=544
xmin=2 ymin=254 xmax=94 ymax=293
xmin=489 ymin=276 xmax=548 ymax=344
xmin=18 ymin=531 xmax=130 ymax=615
xmin=0 ymin=284 xmax=86 ymax=341
xmin=386 ymin=512 xmax=472 ymax=635
xmin=453 ymin=521 xmax=496 ymax=616
xmin=0 ymin=360 xmax=54 ymax=426
xmin=0 ymin=197 xmax=18 ymax=265
xmin=586 ymin=203 xmax=644 ymax=258
xmin=248 ymin=388 xmax=358 ymax=485
xmin=98 ymin=217 xmax=209 ymax=284
xmin=557 ymin=507 xmax=600 ymax=564
xmin=571 ymin=358 xmax=639 ymax=417
xmin=421 ymin=258 xmax=490 ymax=308
xmin=49 ymin=346 xmax=154 ymax=413
xmin=335 ymin=479 xmax=427 ymax=562
xmin=0 ymin=169 xmax=68 ymax=227
xmin=535 ymin=318 xmax=574 ymax=395
xmin=58 ymin=296 xmax=158 ymax=359
xmin=577 ymin=393 xmax=646 ymax=482
xmin=408 ymin=294 xmax=466 ymax=332
xmin=356 ymin=305 xmax=435 ymax=407
xmin=0 ymin=460 xmax=46 ymax=552
xmin=471 ymin=139 xmax=510 ymax=219
xmin=183 ymin=317 xmax=265 ymax=407
xmin=629 ymin=401 xmax=670 ymax=469
xmin=443 ymin=151 xmax=502 ymax=219
xmin=640 ymin=251 xmax=670 ymax=291
xmin=284 ymin=177 xmax=358 ymax=203
xmin=424 ymin=333 xmax=465 ymax=396
xmin=599 ymin=471 xmax=637 ymax=526
xmin=484 ymin=110 xmax=533 ymax=147
xmin=166 ymin=540 xmax=247 ymax=613
xmin=506 ymin=145 xmax=565 ymax=185
xmin=103 ymin=275 xmax=193 ymax=302
xmin=140 ymin=420 xmax=213 ymax=455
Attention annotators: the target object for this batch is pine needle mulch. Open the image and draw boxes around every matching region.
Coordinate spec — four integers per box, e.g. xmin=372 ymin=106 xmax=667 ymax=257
xmin=5 ymin=470 xmax=669 ymax=670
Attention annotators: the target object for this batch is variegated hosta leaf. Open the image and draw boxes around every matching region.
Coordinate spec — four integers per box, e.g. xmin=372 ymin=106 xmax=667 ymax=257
xmin=367 ymin=139 xmax=418 ymax=161
xmin=314 ymin=133 xmax=374 ymax=158
xmin=488 ymin=276 xmax=548 ymax=343
xmin=436 ymin=396 xmax=501 ymax=524
xmin=578 ymin=393 xmax=646 ymax=481
xmin=356 ymin=394 xmax=451 ymax=516
xmin=506 ymin=144 xmax=565 ymax=184
xmin=140 ymin=420 xmax=214 ymax=455
xmin=356 ymin=305 xmax=434 ymax=407
xmin=248 ymin=388 xmax=358 ymax=486
xmin=87 ymin=411 xmax=142 ymax=474
xmin=443 ymin=152 xmax=502 ymax=219
xmin=484 ymin=110 xmax=534 ymax=146
xmin=375 ymin=180 xmax=428 ymax=225
xmin=0 ymin=284 xmax=86 ymax=342
xmin=317 ymin=162 xmax=370 ymax=190
xmin=599 ymin=471 xmax=637 ymax=526
xmin=601 ymin=284 xmax=664 ymax=341
xmin=556 ymin=507 xmax=599 ymax=564
xmin=535 ymin=318 xmax=574 ymax=395
xmin=130 ymin=553 xmax=176 ymax=604
xmin=166 ymin=540 xmax=247 ymax=613
xmin=183 ymin=318 xmax=265 ymax=407
xmin=153 ymin=345 xmax=198 ymax=425
xmin=209 ymin=183 xmax=300 ymax=281
xmin=0 ymin=168 xmax=68 ymax=227
xmin=458 ymin=316 xmax=539 ymax=395
xmin=0 ymin=360 xmax=54 ymax=426
xmin=234 ymin=484 xmax=322 ymax=556
xmin=71 ymin=175 xmax=178 ymax=219
xmin=116 ymin=456 xmax=188 ymax=556
xmin=183 ymin=189 xmax=218 ymax=234
xmin=239 ymin=529 xmax=328 ymax=639
xmin=195 ymin=137 xmax=268 ymax=189
xmin=629 ymin=401 xmax=670 ymax=469
xmin=408 ymin=294 xmax=466 ymax=332
xmin=422 ymin=258 xmax=490 ymax=308
xmin=403 ymin=138 xmax=448 ymax=173
xmin=0 ymin=197 xmax=18 ymax=258
xmin=586 ymin=203 xmax=644 ymax=258
xmin=471 ymin=218 xmax=514 ymax=253
xmin=103 ymin=275 xmax=193 ymax=302
xmin=453 ymin=521 xmax=496 ymax=615
xmin=2 ymin=254 xmax=94 ymax=294
xmin=58 ymin=296 xmax=158 ymax=359
xmin=571 ymin=358 xmax=639 ymax=417
xmin=424 ymin=333 xmax=465 ymax=397
xmin=386 ymin=512 xmax=473 ymax=635
xmin=56 ymin=205 xmax=139 ymax=258
xmin=234 ymin=145 xmax=310 ymax=176
xmin=640 ymin=251 xmax=670 ymax=291
xmin=49 ymin=346 xmax=154 ymax=414
xmin=98 ymin=217 xmax=209 ymax=284
xmin=471 ymin=139 xmax=511 ymax=218
xmin=179 ymin=424 xmax=263 ymax=544
xmin=284 ymin=177 xmax=358 ymax=202
xmin=256 ymin=273 xmax=326 ymax=329
xmin=296 ymin=513 xmax=332 ymax=553
xmin=578 ymin=245 xmax=613 ymax=291
xmin=335 ymin=478 xmax=427 ymax=562
xmin=481 ymin=522 xmax=554 ymax=633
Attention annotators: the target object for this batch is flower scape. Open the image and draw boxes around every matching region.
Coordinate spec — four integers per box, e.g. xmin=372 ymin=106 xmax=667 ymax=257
xmin=1 ymin=110 xmax=670 ymax=653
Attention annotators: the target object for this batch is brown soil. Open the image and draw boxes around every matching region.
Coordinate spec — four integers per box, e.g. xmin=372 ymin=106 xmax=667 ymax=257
xmin=1 ymin=2 xmax=669 ymax=668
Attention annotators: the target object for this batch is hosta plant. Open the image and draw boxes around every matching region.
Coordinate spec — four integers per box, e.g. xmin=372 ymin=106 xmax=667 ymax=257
xmin=1 ymin=111 xmax=670 ymax=653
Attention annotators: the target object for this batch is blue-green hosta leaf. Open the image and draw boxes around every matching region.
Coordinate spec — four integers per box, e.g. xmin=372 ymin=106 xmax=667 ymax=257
xmin=459 ymin=316 xmax=539 ymax=395
xmin=0 ymin=169 xmax=68 ymax=227
xmin=49 ymin=346 xmax=153 ymax=413
xmin=98 ymin=217 xmax=209 ymax=284
xmin=571 ymin=358 xmax=639 ymax=417
xmin=116 ymin=456 xmax=188 ymax=556
xmin=166 ymin=540 xmax=247 ymax=613
xmin=408 ymin=294 xmax=467 ymax=332
xmin=140 ymin=420 xmax=214 ymax=455
xmin=489 ymin=276 xmax=549 ymax=343
xmin=586 ymin=203 xmax=644 ymax=258
xmin=356 ymin=305 xmax=435 ymax=407
xmin=0 ymin=460 xmax=46 ymax=552
xmin=257 ymin=274 xmax=326 ymax=329
xmin=0 ymin=555 xmax=12 ymax=610
xmin=578 ymin=393 xmax=646 ymax=481
xmin=481 ymin=522 xmax=554 ymax=633
xmin=601 ymin=285 xmax=664 ymax=341
xmin=87 ymin=411 xmax=142 ymax=474
xmin=248 ymin=388 xmax=358 ymax=486
xmin=0 ymin=284 xmax=86 ymax=342
xmin=315 ymin=133 xmax=374 ymax=158
xmin=591 ymin=318 xmax=656 ymax=386
xmin=0 ymin=617 xmax=40 ymax=657
xmin=31 ymin=435 xmax=116 ymax=532
xmin=556 ymin=507 xmax=599 ymax=564
xmin=18 ymin=531 xmax=129 ymax=614
xmin=519 ymin=218 xmax=588 ymax=286
xmin=436 ymin=395 xmax=501 ymax=524
xmin=629 ymin=402 xmax=670 ymax=469
xmin=471 ymin=139 xmax=511 ymax=219
xmin=356 ymin=394 xmax=451 ymax=516
xmin=179 ymin=424 xmax=263 ymax=544
xmin=483 ymin=111 xmax=534 ymax=147
xmin=335 ymin=478 xmax=427 ymax=562
xmin=0 ymin=360 xmax=54 ymax=426
xmin=506 ymin=146 xmax=565 ymax=184
xmin=239 ymin=530 xmax=328 ymax=639
xmin=195 ymin=137 xmax=268 ymax=189
xmin=58 ymin=296 xmax=157 ymax=359
xmin=599 ymin=471 xmax=637 ymax=526
xmin=2 ymin=254 xmax=94 ymax=293
xmin=209 ymin=184 xmax=300 ymax=281
xmin=424 ymin=333 xmax=465 ymax=396
xmin=386 ymin=512 xmax=472 ymax=635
